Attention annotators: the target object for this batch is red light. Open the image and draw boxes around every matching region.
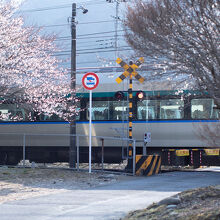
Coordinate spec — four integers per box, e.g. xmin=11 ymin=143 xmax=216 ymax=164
xmin=115 ymin=91 xmax=124 ymax=100
xmin=138 ymin=92 xmax=144 ymax=99
xmin=136 ymin=91 xmax=145 ymax=100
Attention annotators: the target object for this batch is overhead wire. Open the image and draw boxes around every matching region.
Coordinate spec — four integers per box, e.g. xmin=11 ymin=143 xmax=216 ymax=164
xmin=54 ymin=35 xmax=124 ymax=42
xmin=16 ymin=1 xmax=128 ymax=54
xmin=17 ymin=0 xmax=107 ymax=13
xmin=52 ymin=47 xmax=132 ymax=56
xmin=53 ymin=45 xmax=130 ymax=53
xmin=41 ymin=20 xmax=115 ymax=28
xmin=15 ymin=0 xmax=131 ymax=66
xmin=54 ymin=30 xmax=124 ymax=41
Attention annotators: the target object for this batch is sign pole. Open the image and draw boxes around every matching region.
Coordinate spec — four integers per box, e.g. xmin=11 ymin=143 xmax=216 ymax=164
xmin=82 ymin=72 xmax=99 ymax=174
xmin=89 ymin=89 xmax=92 ymax=173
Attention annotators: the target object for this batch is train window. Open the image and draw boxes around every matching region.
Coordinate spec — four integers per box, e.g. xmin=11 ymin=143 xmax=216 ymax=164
xmin=137 ymin=100 xmax=157 ymax=120
xmin=159 ymin=99 xmax=184 ymax=119
xmin=212 ymin=105 xmax=220 ymax=119
xmin=0 ymin=104 xmax=26 ymax=121
xmin=75 ymin=112 xmax=80 ymax=121
xmin=191 ymin=99 xmax=219 ymax=119
xmin=44 ymin=101 xmax=81 ymax=121
xmin=75 ymin=102 xmax=81 ymax=121
xmin=87 ymin=101 xmax=109 ymax=120
xmin=0 ymin=109 xmax=10 ymax=121
xmin=111 ymin=101 xmax=128 ymax=120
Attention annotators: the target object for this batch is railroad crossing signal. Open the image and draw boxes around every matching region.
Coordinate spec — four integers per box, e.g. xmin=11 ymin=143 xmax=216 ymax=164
xmin=115 ymin=57 xmax=145 ymax=84
xmin=115 ymin=57 xmax=145 ymax=171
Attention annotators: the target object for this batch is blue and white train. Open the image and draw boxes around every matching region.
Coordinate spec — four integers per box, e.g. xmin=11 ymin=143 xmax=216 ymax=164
xmin=0 ymin=82 xmax=219 ymax=166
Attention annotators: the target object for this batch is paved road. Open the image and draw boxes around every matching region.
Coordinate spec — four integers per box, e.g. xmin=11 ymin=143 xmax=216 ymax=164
xmin=1 ymin=171 xmax=219 ymax=220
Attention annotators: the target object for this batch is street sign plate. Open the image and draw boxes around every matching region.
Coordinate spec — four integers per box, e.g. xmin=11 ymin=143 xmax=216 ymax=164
xmin=176 ymin=149 xmax=190 ymax=156
xmin=82 ymin=72 xmax=99 ymax=90
xmin=204 ymin=149 xmax=219 ymax=156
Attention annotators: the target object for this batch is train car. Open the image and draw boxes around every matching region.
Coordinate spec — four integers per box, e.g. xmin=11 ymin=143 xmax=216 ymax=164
xmin=0 ymin=82 xmax=220 ymax=166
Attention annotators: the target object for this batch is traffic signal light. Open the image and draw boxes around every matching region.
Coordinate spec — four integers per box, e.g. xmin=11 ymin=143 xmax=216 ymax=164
xmin=114 ymin=91 xmax=124 ymax=101
xmin=136 ymin=91 xmax=145 ymax=101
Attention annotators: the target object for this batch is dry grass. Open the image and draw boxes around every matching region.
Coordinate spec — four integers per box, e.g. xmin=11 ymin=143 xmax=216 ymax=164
xmin=122 ymin=185 xmax=220 ymax=220
xmin=0 ymin=166 xmax=122 ymax=204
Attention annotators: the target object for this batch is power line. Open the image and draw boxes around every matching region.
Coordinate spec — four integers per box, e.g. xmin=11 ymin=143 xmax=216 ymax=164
xmin=55 ymin=30 xmax=124 ymax=41
xmin=77 ymin=29 xmax=124 ymax=37
xmin=76 ymin=59 xmax=117 ymax=65
xmin=54 ymin=35 xmax=124 ymax=42
xmin=54 ymin=36 xmax=124 ymax=45
xmin=17 ymin=1 xmax=106 ymax=13
xmin=52 ymin=47 xmax=133 ymax=56
xmin=54 ymin=45 xmax=130 ymax=54
xmin=41 ymin=20 xmax=115 ymax=28
xmin=78 ymin=47 xmax=131 ymax=54
xmin=77 ymin=38 xmax=115 ymax=44
xmin=77 ymin=34 xmax=124 ymax=40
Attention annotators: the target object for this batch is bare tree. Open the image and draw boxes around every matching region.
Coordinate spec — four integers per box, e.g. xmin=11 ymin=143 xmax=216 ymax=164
xmin=124 ymin=0 xmax=219 ymax=105
xmin=0 ymin=1 xmax=77 ymax=121
xmin=195 ymin=123 xmax=220 ymax=147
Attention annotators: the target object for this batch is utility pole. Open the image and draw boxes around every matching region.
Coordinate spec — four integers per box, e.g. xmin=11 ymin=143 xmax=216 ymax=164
xmin=106 ymin=0 xmax=123 ymax=59
xmin=69 ymin=3 xmax=77 ymax=168
xmin=114 ymin=0 xmax=119 ymax=59
xmin=69 ymin=3 xmax=88 ymax=168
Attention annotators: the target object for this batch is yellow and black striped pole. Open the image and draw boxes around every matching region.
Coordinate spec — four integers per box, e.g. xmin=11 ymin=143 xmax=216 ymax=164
xmin=128 ymin=73 xmax=133 ymax=157
xmin=127 ymin=61 xmax=134 ymax=170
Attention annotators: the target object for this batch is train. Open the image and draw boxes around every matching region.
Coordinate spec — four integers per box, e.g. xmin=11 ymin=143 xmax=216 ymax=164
xmin=0 ymin=82 xmax=220 ymax=166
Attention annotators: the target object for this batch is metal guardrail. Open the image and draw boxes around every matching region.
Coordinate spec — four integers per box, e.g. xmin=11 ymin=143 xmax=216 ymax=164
xmin=0 ymin=133 xmax=137 ymax=175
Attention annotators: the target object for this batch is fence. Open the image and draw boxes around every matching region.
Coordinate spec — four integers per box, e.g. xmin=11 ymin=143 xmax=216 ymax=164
xmin=0 ymin=133 xmax=137 ymax=175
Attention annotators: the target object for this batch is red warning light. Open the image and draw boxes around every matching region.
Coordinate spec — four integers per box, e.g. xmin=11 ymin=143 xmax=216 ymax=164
xmin=115 ymin=91 xmax=124 ymax=101
xmin=136 ymin=91 xmax=145 ymax=101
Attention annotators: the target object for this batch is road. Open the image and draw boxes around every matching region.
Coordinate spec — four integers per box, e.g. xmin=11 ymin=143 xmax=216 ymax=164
xmin=0 ymin=170 xmax=219 ymax=220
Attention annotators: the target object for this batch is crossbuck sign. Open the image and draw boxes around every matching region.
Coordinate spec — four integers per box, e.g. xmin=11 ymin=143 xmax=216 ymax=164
xmin=116 ymin=57 xmax=145 ymax=84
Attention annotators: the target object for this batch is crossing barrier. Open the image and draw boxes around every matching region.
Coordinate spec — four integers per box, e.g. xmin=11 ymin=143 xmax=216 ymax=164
xmin=135 ymin=155 xmax=161 ymax=176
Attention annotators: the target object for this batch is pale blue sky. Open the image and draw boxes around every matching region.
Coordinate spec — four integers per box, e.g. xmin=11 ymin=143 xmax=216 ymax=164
xmin=16 ymin=0 xmax=131 ymax=84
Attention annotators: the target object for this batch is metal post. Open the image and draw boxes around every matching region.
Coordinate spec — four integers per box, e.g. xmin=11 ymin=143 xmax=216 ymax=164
xmin=132 ymin=139 xmax=136 ymax=176
xmin=69 ymin=3 xmax=77 ymax=168
xmin=143 ymin=143 xmax=147 ymax=156
xmin=190 ymin=150 xmax=193 ymax=166
xmin=23 ymin=134 xmax=26 ymax=167
xmin=89 ymin=90 xmax=92 ymax=173
xmin=101 ymin=138 xmax=104 ymax=171
xmin=127 ymin=61 xmax=133 ymax=171
xmin=77 ymin=135 xmax=79 ymax=171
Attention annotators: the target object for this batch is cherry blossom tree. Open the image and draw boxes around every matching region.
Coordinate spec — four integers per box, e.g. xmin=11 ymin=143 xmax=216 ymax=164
xmin=124 ymin=0 xmax=219 ymax=105
xmin=0 ymin=1 xmax=77 ymax=121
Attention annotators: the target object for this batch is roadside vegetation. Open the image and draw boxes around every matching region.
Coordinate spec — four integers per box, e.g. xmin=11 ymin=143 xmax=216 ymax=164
xmin=122 ymin=185 xmax=220 ymax=220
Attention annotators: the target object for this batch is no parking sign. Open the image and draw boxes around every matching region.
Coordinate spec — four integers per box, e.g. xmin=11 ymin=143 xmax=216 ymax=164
xmin=82 ymin=72 xmax=99 ymax=174
xmin=82 ymin=72 xmax=99 ymax=90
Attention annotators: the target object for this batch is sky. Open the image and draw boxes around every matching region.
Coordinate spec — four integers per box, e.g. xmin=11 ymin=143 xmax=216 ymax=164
xmin=16 ymin=0 xmax=130 ymax=73
xmin=14 ymin=0 xmax=133 ymax=85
